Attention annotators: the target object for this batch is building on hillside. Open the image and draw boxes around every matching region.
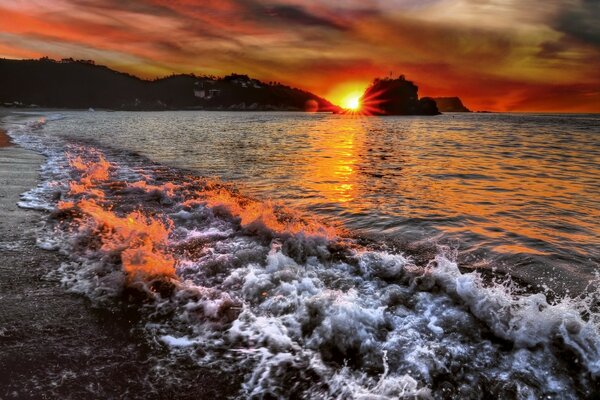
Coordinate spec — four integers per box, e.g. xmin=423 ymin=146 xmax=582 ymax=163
xmin=194 ymin=81 xmax=220 ymax=99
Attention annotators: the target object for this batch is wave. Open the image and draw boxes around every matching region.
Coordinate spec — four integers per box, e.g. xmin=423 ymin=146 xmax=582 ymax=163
xmin=7 ymin=116 xmax=600 ymax=399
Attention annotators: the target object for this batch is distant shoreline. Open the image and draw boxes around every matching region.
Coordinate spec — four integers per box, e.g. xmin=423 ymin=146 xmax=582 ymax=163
xmin=0 ymin=58 xmax=340 ymax=113
xmin=1 ymin=106 xmax=336 ymax=113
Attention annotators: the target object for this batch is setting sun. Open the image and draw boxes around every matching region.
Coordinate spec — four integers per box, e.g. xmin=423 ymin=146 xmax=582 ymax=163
xmin=326 ymin=81 xmax=369 ymax=112
xmin=345 ymin=96 xmax=361 ymax=111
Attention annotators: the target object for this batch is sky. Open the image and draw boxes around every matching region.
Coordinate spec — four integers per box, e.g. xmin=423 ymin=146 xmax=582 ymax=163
xmin=0 ymin=0 xmax=599 ymax=112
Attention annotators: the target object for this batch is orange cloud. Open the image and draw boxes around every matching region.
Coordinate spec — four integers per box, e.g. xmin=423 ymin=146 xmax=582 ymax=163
xmin=0 ymin=0 xmax=598 ymax=111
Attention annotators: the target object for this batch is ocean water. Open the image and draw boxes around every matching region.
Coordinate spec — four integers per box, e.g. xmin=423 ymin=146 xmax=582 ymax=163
xmin=3 ymin=110 xmax=600 ymax=398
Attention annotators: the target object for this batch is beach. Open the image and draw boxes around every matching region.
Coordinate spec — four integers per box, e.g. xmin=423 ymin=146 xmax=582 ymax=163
xmin=1 ymin=111 xmax=147 ymax=397
xmin=0 ymin=110 xmax=241 ymax=399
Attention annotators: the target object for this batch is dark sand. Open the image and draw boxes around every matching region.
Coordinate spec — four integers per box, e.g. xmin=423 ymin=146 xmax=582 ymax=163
xmin=0 ymin=110 xmax=241 ymax=399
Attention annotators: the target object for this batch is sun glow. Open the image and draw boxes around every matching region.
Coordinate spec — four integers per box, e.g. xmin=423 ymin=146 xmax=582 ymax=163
xmin=345 ymin=96 xmax=361 ymax=111
xmin=326 ymin=81 xmax=369 ymax=112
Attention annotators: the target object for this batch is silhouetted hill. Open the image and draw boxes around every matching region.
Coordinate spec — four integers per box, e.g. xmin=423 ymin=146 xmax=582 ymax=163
xmin=360 ymin=76 xmax=439 ymax=115
xmin=0 ymin=58 xmax=339 ymax=112
xmin=432 ymin=97 xmax=471 ymax=112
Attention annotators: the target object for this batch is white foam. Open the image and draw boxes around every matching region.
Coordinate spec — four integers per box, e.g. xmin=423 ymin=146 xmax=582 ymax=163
xmin=160 ymin=335 xmax=199 ymax=348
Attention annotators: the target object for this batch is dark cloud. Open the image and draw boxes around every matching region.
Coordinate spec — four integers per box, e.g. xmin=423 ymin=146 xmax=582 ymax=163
xmin=554 ymin=0 xmax=600 ymax=46
xmin=69 ymin=0 xmax=178 ymax=17
xmin=537 ymin=40 xmax=570 ymax=60
xmin=264 ymin=5 xmax=347 ymax=30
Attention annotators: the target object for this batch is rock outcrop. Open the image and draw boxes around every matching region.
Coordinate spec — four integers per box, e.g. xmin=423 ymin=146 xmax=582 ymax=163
xmin=432 ymin=97 xmax=471 ymax=112
xmin=360 ymin=76 xmax=440 ymax=115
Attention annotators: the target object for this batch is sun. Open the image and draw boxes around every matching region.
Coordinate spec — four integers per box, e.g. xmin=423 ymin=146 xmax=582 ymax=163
xmin=326 ymin=81 xmax=369 ymax=112
xmin=345 ymin=96 xmax=361 ymax=111
xmin=340 ymin=91 xmax=363 ymax=111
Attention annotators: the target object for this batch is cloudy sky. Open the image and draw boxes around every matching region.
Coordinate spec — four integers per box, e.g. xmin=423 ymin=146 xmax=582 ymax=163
xmin=1 ymin=0 xmax=598 ymax=111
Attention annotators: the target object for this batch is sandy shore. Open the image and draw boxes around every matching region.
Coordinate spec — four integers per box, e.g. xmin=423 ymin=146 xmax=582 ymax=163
xmin=0 ymin=119 xmax=154 ymax=398
xmin=0 ymin=110 xmax=240 ymax=398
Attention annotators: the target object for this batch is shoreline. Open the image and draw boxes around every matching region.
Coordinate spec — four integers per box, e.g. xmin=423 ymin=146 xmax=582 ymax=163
xmin=0 ymin=112 xmax=241 ymax=398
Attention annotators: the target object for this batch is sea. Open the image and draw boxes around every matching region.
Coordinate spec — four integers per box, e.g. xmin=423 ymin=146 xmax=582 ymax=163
xmin=2 ymin=110 xmax=600 ymax=399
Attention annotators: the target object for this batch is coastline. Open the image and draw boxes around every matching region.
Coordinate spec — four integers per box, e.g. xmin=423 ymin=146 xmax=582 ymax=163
xmin=0 ymin=111 xmax=241 ymax=398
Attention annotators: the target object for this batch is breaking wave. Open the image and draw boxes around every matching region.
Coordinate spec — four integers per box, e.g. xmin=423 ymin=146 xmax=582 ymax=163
xmin=6 ymin=115 xmax=600 ymax=399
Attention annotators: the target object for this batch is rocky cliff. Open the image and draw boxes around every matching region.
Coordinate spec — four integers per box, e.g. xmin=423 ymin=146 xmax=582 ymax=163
xmin=360 ymin=76 xmax=439 ymax=115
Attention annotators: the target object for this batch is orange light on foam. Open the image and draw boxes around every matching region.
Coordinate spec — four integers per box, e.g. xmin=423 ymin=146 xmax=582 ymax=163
xmin=70 ymin=198 xmax=177 ymax=281
xmin=199 ymin=187 xmax=338 ymax=238
xmin=62 ymin=149 xmax=177 ymax=282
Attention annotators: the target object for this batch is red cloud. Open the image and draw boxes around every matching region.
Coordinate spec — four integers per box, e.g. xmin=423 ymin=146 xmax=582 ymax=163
xmin=0 ymin=0 xmax=598 ymax=112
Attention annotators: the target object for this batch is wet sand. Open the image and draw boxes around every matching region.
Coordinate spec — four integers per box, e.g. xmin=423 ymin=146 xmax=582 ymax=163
xmin=0 ymin=110 xmax=241 ymax=399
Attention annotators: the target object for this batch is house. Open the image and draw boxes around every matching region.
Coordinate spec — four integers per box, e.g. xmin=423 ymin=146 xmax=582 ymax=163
xmin=194 ymin=80 xmax=220 ymax=99
xmin=208 ymin=89 xmax=220 ymax=98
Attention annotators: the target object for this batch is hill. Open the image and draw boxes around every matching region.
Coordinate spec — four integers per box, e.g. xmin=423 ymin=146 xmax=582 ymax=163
xmin=432 ymin=97 xmax=471 ymax=112
xmin=0 ymin=58 xmax=339 ymax=112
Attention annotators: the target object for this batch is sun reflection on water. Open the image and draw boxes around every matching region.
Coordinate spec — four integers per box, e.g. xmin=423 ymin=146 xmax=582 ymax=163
xmin=303 ymin=119 xmax=366 ymax=204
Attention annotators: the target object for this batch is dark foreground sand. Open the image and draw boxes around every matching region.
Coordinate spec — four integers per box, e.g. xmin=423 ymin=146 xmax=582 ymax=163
xmin=0 ymin=111 xmax=240 ymax=399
